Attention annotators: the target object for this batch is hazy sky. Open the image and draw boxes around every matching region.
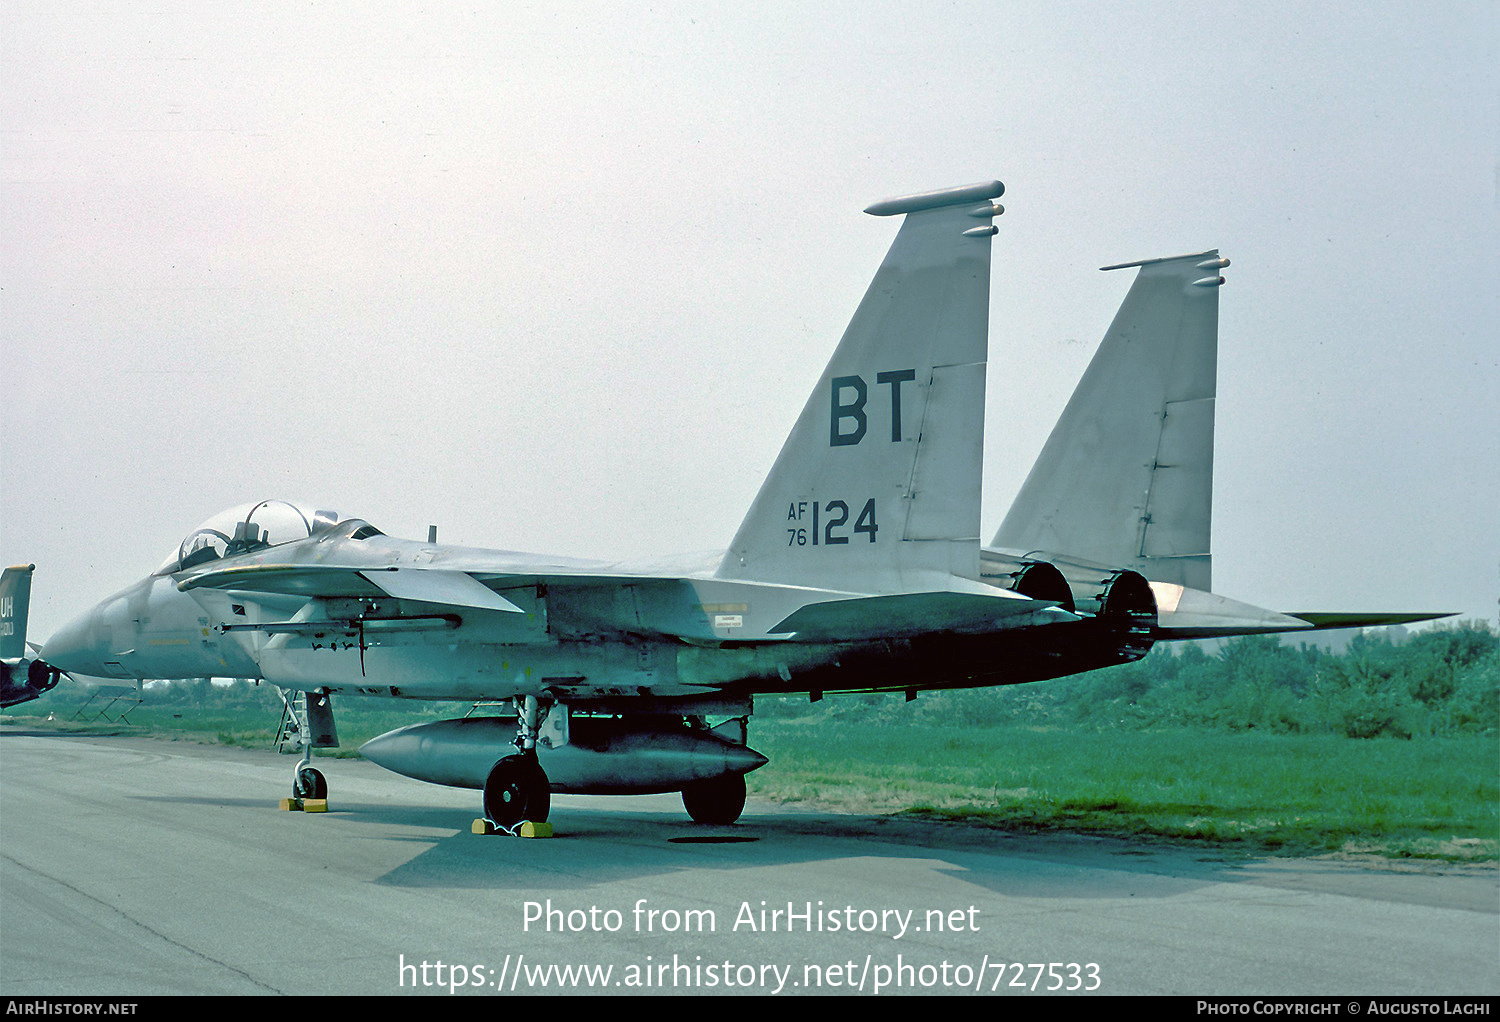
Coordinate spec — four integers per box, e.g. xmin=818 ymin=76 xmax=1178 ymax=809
xmin=3 ymin=1 xmax=1497 ymax=642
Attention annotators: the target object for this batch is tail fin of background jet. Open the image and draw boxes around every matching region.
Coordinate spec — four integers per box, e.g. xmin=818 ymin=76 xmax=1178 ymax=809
xmin=1 ymin=564 xmax=34 ymax=662
xmin=993 ymin=250 xmax=1227 ymax=592
xmin=2 ymin=563 xmax=63 ymax=708
xmin=718 ymin=181 xmax=1005 ymax=594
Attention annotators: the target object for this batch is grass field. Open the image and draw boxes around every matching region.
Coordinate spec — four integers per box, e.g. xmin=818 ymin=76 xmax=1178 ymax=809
xmin=8 ymin=699 xmax=1495 ymax=861
xmin=745 ymin=719 xmax=1498 ymax=861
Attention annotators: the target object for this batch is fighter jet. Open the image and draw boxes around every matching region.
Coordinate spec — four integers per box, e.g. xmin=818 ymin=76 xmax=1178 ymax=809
xmin=29 ymin=181 xmax=1446 ymax=829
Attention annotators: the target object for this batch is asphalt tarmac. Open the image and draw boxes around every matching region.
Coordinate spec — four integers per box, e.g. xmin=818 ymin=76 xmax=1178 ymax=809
xmin=1 ymin=727 xmax=1495 ymax=997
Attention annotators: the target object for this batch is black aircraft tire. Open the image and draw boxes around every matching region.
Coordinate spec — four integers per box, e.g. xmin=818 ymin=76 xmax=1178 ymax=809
xmin=484 ymin=755 xmax=550 ymax=827
xmin=682 ymin=773 xmax=747 ymax=825
xmin=294 ymin=767 xmax=327 ymax=800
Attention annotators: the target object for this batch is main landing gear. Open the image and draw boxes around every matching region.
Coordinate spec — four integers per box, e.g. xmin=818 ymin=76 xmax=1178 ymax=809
xmin=483 ymin=752 xmax=550 ymax=828
xmin=681 ymin=772 xmax=747 ymax=825
xmin=468 ymin=702 xmax=758 ymax=832
xmin=678 ymin=714 xmax=752 ymax=825
xmin=482 ymin=695 xmax=552 ymax=831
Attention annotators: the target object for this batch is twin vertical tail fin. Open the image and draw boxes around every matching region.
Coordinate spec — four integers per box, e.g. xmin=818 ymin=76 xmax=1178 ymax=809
xmin=717 ymin=182 xmax=1005 ymax=595
xmin=993 ymin=251 xmax=1226 ymax=592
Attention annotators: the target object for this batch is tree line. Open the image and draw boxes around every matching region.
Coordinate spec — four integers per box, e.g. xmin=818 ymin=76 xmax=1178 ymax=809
xmin=769 ymin=621 xmax=1499 ymax=739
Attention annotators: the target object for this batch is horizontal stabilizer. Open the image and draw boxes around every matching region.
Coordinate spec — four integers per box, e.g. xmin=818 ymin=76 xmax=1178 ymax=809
xmin=768 ymin=587 xmax=1075 ymax=641
xmin=1151 ymin=581 xmax=1457 ymax=638
xmin=1151 ymin=582 xmax=1313 ymax=638
xmin=1284 ymin=611 xmax=1457 ymax=631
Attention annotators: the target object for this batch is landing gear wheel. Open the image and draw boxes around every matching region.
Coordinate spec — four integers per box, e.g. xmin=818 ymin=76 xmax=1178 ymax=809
xmin=682 ymin=773 xmax=746 ymax=825
xmin=484 ymin=755 xmax=550 ymax=828
xmin=293 ymin=767 xmax=327 ymax=800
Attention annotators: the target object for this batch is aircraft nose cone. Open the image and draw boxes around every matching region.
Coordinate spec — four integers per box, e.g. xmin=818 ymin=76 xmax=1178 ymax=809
xmin=40 ymin=611 xmax=102 ymax=675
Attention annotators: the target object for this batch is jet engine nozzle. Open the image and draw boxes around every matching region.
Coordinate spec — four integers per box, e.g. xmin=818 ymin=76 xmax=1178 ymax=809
xmin=1093 ymin=569 xmax=1158 ymax=661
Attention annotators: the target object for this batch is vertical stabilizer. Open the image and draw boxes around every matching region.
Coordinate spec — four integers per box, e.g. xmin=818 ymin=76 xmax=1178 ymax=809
xmin=718 ymin=181 xmax=1004 ymax=594
xmin=1 ymin=564 xmax=65 ymax=708
xmin=1 ymin=564 xmax=34 ymax=661
xmin=993 ymin=251 xmax=1225 ymax=590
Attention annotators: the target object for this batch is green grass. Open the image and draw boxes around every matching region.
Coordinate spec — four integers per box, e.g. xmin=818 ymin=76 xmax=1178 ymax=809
xmin=745 ymin=720 xmax=1499 ymax=861
xmin=9 ymin=698 xmax=1495 ymax=861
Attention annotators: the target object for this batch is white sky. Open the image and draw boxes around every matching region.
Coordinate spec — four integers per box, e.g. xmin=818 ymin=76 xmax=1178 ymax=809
xmin=3 ymin=1 xmax=1497 ymax=641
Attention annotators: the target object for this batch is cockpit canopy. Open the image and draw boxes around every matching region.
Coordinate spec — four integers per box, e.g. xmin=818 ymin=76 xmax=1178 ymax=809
xmin=157 ymin=499 xmax=351 ymax=575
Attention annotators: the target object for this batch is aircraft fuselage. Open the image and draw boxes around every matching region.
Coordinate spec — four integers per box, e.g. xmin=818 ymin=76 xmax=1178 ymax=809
xmin=40 ymin=530 xmax=1142 ymax=707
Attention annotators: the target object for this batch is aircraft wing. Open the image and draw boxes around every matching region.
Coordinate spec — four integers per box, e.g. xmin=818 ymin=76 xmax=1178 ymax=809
xmin=177 ymin=557 xmax=1075 ymax=644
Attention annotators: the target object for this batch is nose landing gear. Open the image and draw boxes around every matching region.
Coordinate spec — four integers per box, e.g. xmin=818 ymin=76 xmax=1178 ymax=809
xmin=277 ymin=688 xmax=337 ymax=811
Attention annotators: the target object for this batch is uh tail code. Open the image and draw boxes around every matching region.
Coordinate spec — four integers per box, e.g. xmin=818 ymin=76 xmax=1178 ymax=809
xmin=787 ymin=499 xmax=878 ymax=546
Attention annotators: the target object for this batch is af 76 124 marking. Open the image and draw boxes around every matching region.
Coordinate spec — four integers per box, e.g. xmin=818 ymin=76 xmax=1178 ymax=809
xmin=786 ymin=499 xmax=878 ymax=546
